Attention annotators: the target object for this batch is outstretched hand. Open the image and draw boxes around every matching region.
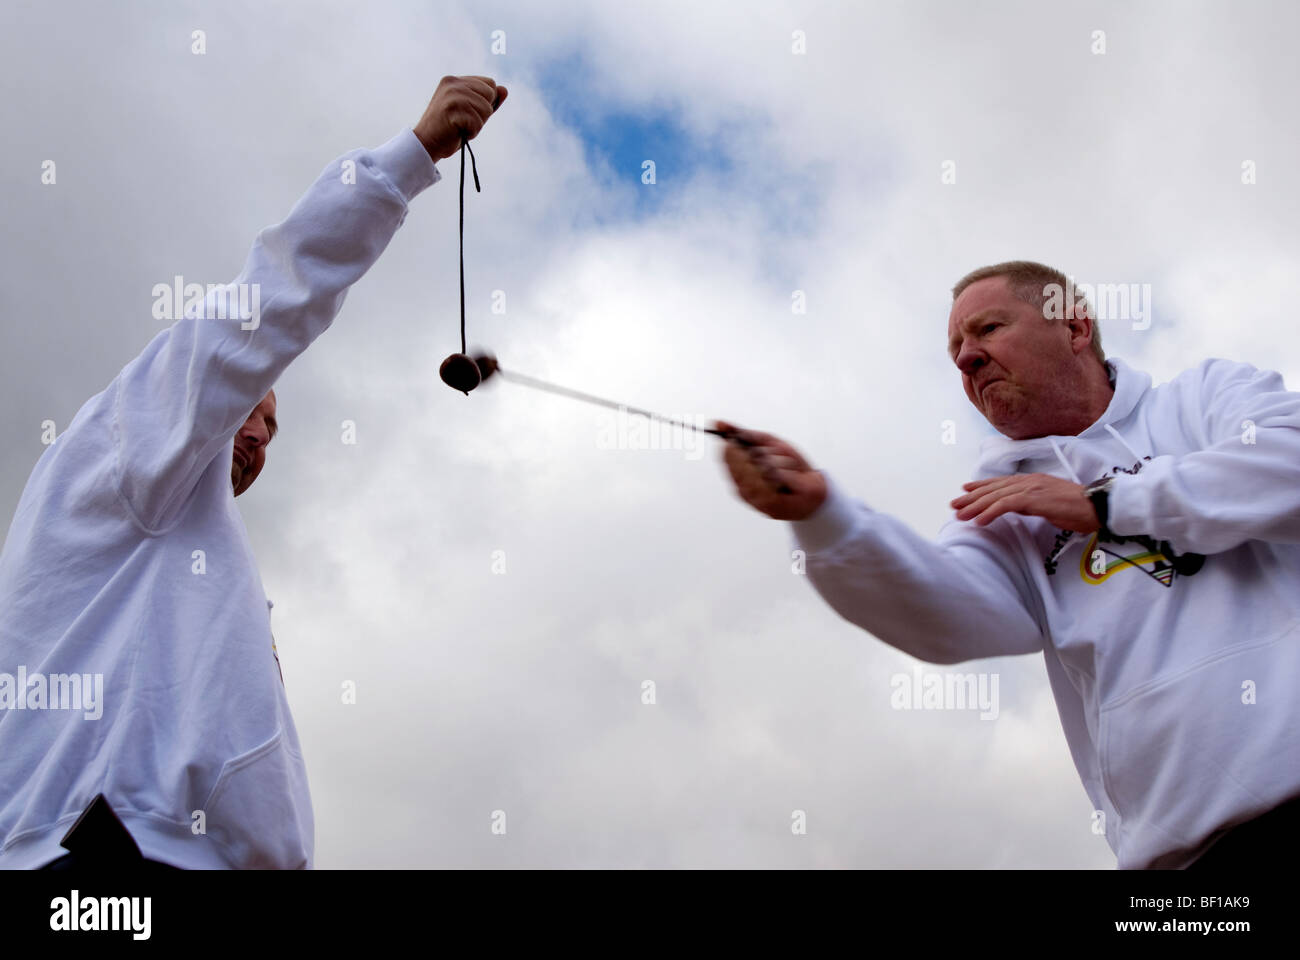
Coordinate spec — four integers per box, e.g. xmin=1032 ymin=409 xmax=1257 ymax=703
xmin=715 ymin=420 xmax=828 ymax=521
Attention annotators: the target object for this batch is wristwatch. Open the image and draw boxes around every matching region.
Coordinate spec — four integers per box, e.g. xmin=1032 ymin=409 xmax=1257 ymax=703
xmin=1084 ymin=476 xmax=1119 ymax=542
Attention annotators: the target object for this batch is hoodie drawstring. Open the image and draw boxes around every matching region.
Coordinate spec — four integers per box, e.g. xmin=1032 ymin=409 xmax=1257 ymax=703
xmin=1104 ymin=423 xmax=1147 ymax=467
xmin=1049 ymin=426 xmax=1146 ymax=487
xmin=1049 ymin=438 xmax=1083 ymax=484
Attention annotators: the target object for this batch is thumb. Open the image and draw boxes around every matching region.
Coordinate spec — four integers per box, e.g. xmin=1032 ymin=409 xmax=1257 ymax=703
xmin=493 ymin=86 xmax=508 ymax=110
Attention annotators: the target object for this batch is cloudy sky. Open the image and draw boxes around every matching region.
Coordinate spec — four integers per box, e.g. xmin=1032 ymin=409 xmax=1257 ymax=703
xmin=3 ymin=0 xmax=1297 ymax=868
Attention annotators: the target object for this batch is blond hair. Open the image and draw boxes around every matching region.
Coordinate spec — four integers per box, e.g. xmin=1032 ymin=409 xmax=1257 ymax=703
xmin=951 ymin=260 xmax=1105 ymax=364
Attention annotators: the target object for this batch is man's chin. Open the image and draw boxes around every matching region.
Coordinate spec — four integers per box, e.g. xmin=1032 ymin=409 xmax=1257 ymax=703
xmin=983 ymin=403 xmax=1024 ymax=437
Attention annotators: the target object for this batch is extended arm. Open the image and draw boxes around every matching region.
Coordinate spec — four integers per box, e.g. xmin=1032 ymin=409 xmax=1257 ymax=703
xmin=793 ymin=476 xmax=1044 ymax=664
xmin=715 ymin=424 xmax=1043 ymax=664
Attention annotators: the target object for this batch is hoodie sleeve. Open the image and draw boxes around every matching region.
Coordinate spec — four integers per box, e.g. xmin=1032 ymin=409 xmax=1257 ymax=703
xmin=791 ymin=473 xmax=1045 ymax=664
xmin=111 ymin=128 xmax=440 ymax=533
xmin=1106 ymin=358 xmax=1300 ymax=555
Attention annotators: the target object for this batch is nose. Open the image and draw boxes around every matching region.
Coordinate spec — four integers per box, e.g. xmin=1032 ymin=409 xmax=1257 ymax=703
xmin=954 ymin=339 xmax=987 ymax=377
xmin=239 ymin=419 xmax=270 ymax=448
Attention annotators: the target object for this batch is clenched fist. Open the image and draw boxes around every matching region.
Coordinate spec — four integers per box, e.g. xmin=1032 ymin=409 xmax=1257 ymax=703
xmin=715 ymin=420 xmax=828 ymax=521
xmin=413 ymin=75 xmax=508 ymax=163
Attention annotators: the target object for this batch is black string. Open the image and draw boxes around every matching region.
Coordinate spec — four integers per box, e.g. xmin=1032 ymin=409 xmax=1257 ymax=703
xmin=458 ymin=135 xmax=480 ymax=355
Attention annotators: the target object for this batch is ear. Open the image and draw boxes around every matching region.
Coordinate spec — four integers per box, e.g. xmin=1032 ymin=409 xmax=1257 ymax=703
xmin=1064 ymin=298 xmax=1094 ymax=353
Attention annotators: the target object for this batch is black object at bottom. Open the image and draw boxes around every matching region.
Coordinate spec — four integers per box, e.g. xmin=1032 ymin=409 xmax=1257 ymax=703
xmin=1184 ymin=793 xmax=1300 ymax=869
xmin=38 ymin=793 xmax=180 ymax=870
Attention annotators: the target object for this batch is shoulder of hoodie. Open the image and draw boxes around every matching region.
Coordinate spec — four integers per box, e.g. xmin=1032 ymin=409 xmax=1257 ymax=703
xmin=1159 ymin=356 xmax=1289 ymax=403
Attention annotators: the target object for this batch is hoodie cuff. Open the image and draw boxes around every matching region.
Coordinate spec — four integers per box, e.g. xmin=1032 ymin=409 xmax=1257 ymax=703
xmin=1104 ymin=472 xmax=1146 ymax=538
xmin=368 ymin=128 xmax=441 ymax=203
xmin=790 ymin=472 xmax=863 ymax=553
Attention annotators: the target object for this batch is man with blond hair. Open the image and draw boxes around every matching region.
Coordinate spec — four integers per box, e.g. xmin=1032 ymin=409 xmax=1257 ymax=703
xmin=719 ymin=260 xmax=1300 ymax=869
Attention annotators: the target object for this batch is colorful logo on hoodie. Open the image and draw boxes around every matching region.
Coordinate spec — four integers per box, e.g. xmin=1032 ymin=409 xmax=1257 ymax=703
xmin=1078 ymin=532 xmax=1205 ymax=587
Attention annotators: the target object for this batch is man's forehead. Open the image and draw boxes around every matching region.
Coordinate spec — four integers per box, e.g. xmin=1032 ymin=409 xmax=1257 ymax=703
xmin=951 ymin=276 xmax=1012 ymax=317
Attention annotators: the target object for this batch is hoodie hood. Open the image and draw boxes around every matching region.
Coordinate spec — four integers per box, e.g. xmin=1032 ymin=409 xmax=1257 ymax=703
xmin=973 ymin=356 xmax=1153 ymax=485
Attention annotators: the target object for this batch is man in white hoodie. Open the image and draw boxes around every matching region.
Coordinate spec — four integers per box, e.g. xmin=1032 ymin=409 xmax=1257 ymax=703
xmin=718 ymin=260 xmax=1300 ymax=869
xmin=0 ymin=75 xmax=506 ymax=869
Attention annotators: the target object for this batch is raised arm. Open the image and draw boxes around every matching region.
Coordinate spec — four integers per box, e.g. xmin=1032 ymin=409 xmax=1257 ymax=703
xmin=111 ymin=76 xmax=505 ymax=532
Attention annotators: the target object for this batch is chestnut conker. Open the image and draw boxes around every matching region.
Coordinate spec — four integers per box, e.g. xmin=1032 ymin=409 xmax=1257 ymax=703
xmin=439 ymin=353 xmax=482 ymax=395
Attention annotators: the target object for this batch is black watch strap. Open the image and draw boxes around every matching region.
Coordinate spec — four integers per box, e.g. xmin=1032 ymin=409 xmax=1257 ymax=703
xmin=1085 ymin=478 xmax=1118 ymax=542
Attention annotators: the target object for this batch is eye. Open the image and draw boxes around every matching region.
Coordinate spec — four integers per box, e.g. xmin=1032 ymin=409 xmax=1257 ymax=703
xmin=981 ymin=323 xmax=997 ymax=334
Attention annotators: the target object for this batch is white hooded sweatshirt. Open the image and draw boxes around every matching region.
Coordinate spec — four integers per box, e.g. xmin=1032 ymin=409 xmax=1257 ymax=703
xmin=0 ymin=128 xmax=440 ymax=868
xmin=791 ymin=355 xmax=1300 ymax=868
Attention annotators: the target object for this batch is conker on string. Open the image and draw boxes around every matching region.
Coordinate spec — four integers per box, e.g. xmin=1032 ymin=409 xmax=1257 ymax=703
xmin=439 ymin=353 xmax=482 ymax=395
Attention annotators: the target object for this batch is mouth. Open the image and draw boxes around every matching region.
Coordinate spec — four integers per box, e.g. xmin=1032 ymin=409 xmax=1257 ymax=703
xmin=979 ymin=377 xmax=1003 ymax=397
xmin=233 ymin=449 xmax=249 ymax=471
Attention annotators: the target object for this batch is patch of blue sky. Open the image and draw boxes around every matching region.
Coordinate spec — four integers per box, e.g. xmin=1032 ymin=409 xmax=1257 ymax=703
xmin=533 ymin=52 xmax=823 ymax=231
xmin=531 ymin=51 xmax=833 ymax=291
